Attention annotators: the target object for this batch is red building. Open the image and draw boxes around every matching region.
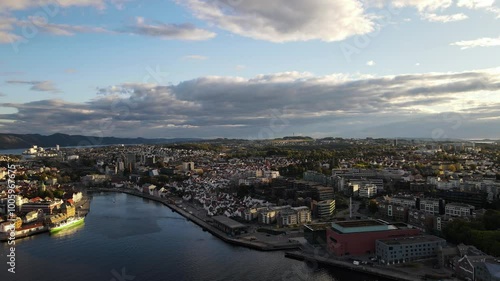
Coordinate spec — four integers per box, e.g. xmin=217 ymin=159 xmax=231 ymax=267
xmin=326 ymin=219 xmax=421 ymax=256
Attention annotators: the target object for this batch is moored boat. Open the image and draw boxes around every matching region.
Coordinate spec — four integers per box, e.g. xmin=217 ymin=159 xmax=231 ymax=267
xmin=49 ymin=217 xmax=85 ymax=233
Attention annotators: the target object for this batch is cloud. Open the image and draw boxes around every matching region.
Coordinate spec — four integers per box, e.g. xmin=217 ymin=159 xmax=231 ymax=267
xmin=6 ymin=80 xmax=61 ymax=93
xmin=451 ymin=36 xmax=500 ymax=49
xmin=178 ymin=0 xmax=374 ymax=42
xmin=456 ymin=0 xmax=495 ymax=9
xmin=183 ymin=55 xmax=208 ymax=60
xmin=371 ymin=0 xmax=453 ymax=12
xmin=121 ymin=17 xmax=216 ymax=41
xmin=1 ymin=68 xmax=499 ymax=138
xmin=457 ymin=0 xmax=500 ymax=17
xmin=421 ymin=13 xmax=469 ymax=22
xmin=366 ymin=60 xmax=376 ymax=66
xmin=17 ymin=16 xmax=110 ymax=36
xmin=0 ymin=17 xmax=21 ymax=43
xmin=65 ymin=69 xmax=78 ymax=73
xmin=398 ymin=0 xmax=453 ymax=11
xmin=0 ymin=0 xmax=107 ymax=12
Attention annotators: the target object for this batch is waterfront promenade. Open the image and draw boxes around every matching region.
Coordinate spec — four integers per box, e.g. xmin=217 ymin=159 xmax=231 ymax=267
xmin=93 ymin=187 xmax=301 ymax=251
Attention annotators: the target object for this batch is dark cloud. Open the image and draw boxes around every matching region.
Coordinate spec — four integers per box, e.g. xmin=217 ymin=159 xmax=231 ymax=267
xmin=120 ymin=17 xmax=216 ymax=41
xmin=1 ymin=69 xmax=499 ymax=139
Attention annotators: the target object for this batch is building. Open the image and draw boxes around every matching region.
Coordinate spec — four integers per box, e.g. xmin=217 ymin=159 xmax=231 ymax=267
xmin=432 ymin=190 xmax=488 ymax=208
xmin=391 ymin=196 xmax=416 ymax=209
xmin=211 ymin=216 xmax=248 ymax=236
xmin=475 ymin=262 xmax=500 ymax=281
xmin=378 ymin=203 xmax=409 ymax=222
xmin=419 ymin=199 xmax=443 ymax=215
xmin=359 ymin=184 xmax=377 ymax=198
xmin=304 ymin=223 xmax=331 ymax=246
xmin=293 ymin=206 xmax=312 ymax=224
xmin=312 ymin=200 xmax=335 ymax=218
xmin=21 ymin=200 xmax=62 ymax=215
xmin=278 ymin=209 xmax=298 ymax=226
xmin=312 ymin=186 xmax=334 ymax=201
xmin=125 ymin=152 xmax=136 ymax=171
xmin=182 ymin=162 xmax=195 ymax=172
xmin=376 ymin=235 xmax=447 ymax=265
xmin=326 ymin=219 xmax=421 ymax=256
xmin=445 ymin=203 xmax=475 ymax=217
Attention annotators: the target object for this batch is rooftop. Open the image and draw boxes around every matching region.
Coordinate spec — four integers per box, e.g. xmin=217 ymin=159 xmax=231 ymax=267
xmin=304 ymin=223 xmax=331 ymax=231
xmin=212 ymin=216 xmax=247 ymax=229
xmin=377 ymin=235 xmax=446 ymax=246
xmin=331 ymin=219 xmax=413 ymax=234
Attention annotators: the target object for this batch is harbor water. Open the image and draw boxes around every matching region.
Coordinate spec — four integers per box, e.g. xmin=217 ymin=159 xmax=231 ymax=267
xmin=1 ymin=193 xmax=385 ymax=281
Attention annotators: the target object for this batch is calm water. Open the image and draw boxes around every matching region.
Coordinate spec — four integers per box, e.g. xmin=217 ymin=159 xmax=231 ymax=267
xmin=1 ymin=193 xmax=383 ymax=281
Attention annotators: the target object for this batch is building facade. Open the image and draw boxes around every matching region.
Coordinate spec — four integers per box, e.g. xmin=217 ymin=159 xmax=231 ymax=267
xmin=376 ymin=235 xmax=447 ymax=265
xmin=326 ymin=220 xmax=421 ymax=256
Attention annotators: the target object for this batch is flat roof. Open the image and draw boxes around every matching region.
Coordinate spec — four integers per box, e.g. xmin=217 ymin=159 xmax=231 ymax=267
xmin=377 ymin=235 xmax=445 ymax=246
xmin=331 ymin=219 xmax=401 ymax=234
xmin=212 ymin=216 xmax=247 ymax=229
xmin=304 ymin=223 xmax=331 ymax=231
xmin=335 ymin=220 xmax=384 ymax=228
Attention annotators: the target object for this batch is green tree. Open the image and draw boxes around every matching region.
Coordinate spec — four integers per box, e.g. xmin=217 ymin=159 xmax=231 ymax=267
xmin=368 ymin=200 xmax=378 ymax=214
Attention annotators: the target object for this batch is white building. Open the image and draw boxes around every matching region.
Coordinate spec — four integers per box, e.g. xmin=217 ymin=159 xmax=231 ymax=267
xmin=391 ymin=196 xmax=416 ymax=209
xmin=419 ymin=199 xmax=440 ymax=215
xmin=359 ymin=184 xmax=377 ymax=198
xmin=445 ymin=203 xmax=474 ymax=217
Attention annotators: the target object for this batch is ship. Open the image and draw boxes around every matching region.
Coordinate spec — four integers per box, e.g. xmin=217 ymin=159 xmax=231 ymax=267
xmin=49 ymin=217 xmax=85 ymax=233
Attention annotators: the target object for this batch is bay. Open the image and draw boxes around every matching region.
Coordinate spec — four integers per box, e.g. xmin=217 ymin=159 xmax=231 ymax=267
xmin=1 ymin=193 xmax=384 ymax=281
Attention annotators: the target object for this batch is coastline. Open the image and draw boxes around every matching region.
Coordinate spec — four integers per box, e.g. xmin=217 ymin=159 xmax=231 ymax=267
xmin=98 ymin=188 xmax=437 ymax=281
xmin=92 ymin=188 xmax=301 ymax=251
xmin=1 ymin=196 xmax=91 ymax=243
xmin=284 ymin=251 xmax=424 ymax=281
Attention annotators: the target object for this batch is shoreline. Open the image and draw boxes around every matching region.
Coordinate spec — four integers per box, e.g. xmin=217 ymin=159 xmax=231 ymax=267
xmin=105 ymin=188 xmax=433 ymax=281
xmin=284 ymin=251 xmax=424 ymax=281
xmin=92 ymin=188 xmax=301 ymax=251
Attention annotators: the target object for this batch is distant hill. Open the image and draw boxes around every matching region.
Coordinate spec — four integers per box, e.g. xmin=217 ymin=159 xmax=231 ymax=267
xmin=0 ymin=133 xmax=200 ymax=149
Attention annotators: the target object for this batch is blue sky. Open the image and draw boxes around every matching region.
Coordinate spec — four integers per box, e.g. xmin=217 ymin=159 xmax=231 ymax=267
xmin=0 ymin=0 xmax=499 ymax=139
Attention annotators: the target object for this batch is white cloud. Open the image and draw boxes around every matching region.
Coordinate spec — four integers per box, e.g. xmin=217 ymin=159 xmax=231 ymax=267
xmin=421 ymin=13 xmax=469 ymax=22
xmin=6 ymin=80 xmax=61 ymax=93
xmin=366 ymin=60 xmax=376 ymax=66
xmin=179 ymin=0 xmax=374 ymax=42
xmin=0 ymin=0 xmax=107 ymax=12
xmin=451 ymin=36 xmax=500 ymax=49
xmin=183 ymin=55 xmax=208 ymax=60
xmin=457 ymin=0 xmax=495 ymax=9
xmin=457 ymin=0 xmax=500 ymax=17
xmin=19 ymin=16 xmax=110 ymax=36
xmin=0 ymin=17 xmax=22 ymax=43
xmin=385 ymin=0 xmax=453 ymax=12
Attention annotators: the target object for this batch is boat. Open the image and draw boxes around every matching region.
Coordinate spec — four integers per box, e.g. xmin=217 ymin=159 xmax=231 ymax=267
xmin=49 ymin=217 xmax=85 ymax=233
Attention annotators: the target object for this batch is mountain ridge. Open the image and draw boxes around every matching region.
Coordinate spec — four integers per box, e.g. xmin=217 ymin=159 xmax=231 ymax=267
xmin=0 ymin=133 xmax=200 ymax=149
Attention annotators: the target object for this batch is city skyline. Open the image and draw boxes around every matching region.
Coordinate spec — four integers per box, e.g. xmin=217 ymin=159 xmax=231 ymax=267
xmin=0 ymin=0 xmax=499 ymax=139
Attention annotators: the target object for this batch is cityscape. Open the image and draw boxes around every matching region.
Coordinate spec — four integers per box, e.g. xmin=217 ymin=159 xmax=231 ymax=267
xmin=1 ymin=137 xmax=500 ymax=280
xmin=1 ymin=0 xmax=500 ymax=280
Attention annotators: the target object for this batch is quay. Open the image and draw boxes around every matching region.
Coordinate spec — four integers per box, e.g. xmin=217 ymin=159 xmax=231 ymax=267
xmin=92 ymin=188 xmax=301 ymax=251
xmin=284 ymin=251 xmax=423 ymax=281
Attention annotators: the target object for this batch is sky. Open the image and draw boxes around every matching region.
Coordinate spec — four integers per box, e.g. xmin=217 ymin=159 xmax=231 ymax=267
xmin=0 ymin=0 xmax=499 ymax=140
